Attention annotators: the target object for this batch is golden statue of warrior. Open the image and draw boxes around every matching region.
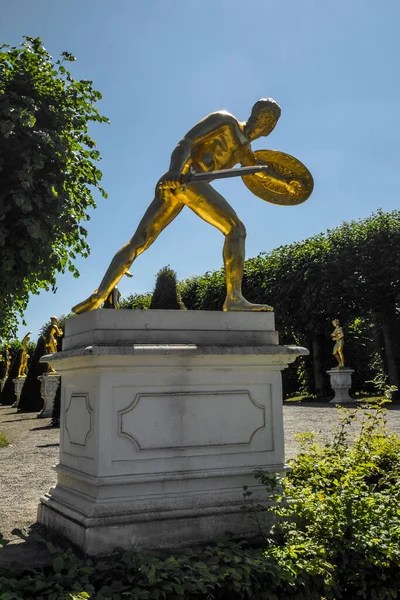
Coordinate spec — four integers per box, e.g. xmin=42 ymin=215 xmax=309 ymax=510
xmin=17 ymin=332 xmax=32 ymax=378
xmin=45 ymin=317 xmax=63 ymax=373
xmin=72 ymin=99 xmax=313 ymax=314
xmin=331 ymin=319 xmax=345 ymax=368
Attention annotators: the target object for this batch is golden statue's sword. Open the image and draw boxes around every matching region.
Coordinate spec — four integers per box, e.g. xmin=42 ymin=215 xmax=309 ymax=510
xmin=181 ymin=164 xmax=280 ymax=184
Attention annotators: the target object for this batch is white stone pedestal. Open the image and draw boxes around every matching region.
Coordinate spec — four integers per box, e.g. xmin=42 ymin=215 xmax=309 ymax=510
xmin=12 ymin=377 xmax=26 ymax=409
xmin=37 ymin=374 xmax=60 ymax=418
xmin=38 ymin=310 xmax=308 ymax=555
xmin=328 ymin=368 xmax=355 ymax=404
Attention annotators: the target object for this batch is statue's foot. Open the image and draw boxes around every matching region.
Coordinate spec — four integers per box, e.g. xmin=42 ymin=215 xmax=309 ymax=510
xmin=72 ymin=292 xmax=104 ymax=314
xmin=223 ymin=297 xmax=274 ymax=312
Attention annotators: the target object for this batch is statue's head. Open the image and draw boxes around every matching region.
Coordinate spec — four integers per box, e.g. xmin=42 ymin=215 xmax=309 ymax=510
xmin=246 ymin=98 xmax=281 ymax=140
xmin=332 ymin=319 xmax=340 ymax=326
xmin=50 ymin=316 xmax=58 ymax=324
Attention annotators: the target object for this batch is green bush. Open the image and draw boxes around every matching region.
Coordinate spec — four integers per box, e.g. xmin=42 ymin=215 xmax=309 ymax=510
xmin=16 ymin=335 xmax=46 ymax=413
xmin=0 ymin=403 xmax=399 ymax=599
xmin=119 ymin=293 xmax=152 ymax=311
xmin=0 ymin=431 xmax=9 ymax=447
xmin=259 ymin=401 xmax=400 ymax=598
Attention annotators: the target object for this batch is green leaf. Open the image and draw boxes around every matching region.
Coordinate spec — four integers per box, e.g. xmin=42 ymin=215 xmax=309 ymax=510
xmin=53 ymin=555 xmax=64 ymax=573
xmin=46 ymin=541 xmax=57 ymax=554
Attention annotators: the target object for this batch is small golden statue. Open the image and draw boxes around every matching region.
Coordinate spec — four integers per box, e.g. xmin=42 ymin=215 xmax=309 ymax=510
xmin=331 ymin=319 xmax=345 ymax=368
xmin=45 ymin=317 xmax=63 ymax=373
xmin=72 ymin=99 xmax=313 ymax=315
xmin=1 ymin=345 xmax=11 ymax=379
xmin=17 ymin=332 xmax=32 ymax=378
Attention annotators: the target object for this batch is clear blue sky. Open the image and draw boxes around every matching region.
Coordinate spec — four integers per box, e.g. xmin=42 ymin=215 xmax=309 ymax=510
xmin=2 ymin=0 xmax=399 ymax=339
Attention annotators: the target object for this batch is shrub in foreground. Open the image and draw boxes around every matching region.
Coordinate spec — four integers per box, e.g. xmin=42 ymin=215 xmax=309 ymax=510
xmin=259 ymin=401 xmax=400 ymax=598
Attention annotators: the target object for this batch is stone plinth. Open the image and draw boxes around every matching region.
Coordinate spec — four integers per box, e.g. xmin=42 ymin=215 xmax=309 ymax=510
xmin=62 ymin=309 xmax=279 ymax=349
xmin=12 ymin=377 xmax=26 ymax=409
xmin=37 ymin=374 xmax=60 ymax=418
xmin=328 ymin=368 xmax=355 ymax=404
xmin=38 ymin=310 xmax=308 ymax=555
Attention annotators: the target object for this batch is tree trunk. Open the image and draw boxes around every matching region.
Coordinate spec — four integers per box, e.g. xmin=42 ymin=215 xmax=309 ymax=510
xmin=312 ymin=336 xmax=325 ymax=397
xmin=381 ymin=317 xmax=400 ymax=389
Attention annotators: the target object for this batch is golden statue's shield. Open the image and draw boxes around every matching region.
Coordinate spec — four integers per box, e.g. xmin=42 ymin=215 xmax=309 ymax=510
xmin=241 ymin=149 xmax=314 ymax=206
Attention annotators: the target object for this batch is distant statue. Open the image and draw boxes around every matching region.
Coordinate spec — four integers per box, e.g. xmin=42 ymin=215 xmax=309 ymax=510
xmin=103 ymin=286 xmax=121 ymax=309
xmin=17 ymin=332 xmax=32 ymax=378
xmin=4 ymin=345 xmax=11 ymax=378
xmin=331 ymin=319 xmax=345 ymax=368
xmin=72 ymin=99 xmax=313 ymax=315
xmin=1 ymin=345 xmax=11 ymax=379
xmin=45 ymin=317 xmax=63 ymax=374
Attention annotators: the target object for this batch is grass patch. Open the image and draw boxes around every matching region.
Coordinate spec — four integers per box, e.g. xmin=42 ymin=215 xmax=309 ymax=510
xmin=285 ymin=394 xmax=390 ymax=404
xmin=284 ymin=394 xmax=317 ymax=402
xmin=0 ymin=431 xmax=9 ymax=447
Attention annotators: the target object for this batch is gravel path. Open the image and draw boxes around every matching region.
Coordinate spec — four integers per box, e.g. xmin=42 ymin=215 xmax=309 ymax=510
xmin=0 ymin=407 xmax=59 ymax=540
xmin=1 ymin=402 xmax=400 ymax=541
xmin=283 ymin=402 xmax=400 ymax=458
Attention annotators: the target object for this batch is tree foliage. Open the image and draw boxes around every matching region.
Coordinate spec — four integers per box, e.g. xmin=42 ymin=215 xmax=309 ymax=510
xmin=0 ymin=37 xmax=108 ymax=338
xmin=181 ymin=210 xmax=400 ymax=396
xmin=119 ymin=292 xmax=152 ymax=311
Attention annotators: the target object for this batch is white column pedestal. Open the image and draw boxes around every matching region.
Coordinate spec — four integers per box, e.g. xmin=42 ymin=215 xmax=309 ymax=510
xmin=12 ymin=377 xmax=26 ymax=408
xmin=327 ymin=368 xmax=355 ymax=404
xmin=37 ymin=374 xmax=61 ymax=418
xmin=38 ymin=310 xmax=308 ymax=555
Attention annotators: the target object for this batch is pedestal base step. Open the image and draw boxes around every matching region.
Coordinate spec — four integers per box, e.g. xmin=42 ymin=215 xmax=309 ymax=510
xmin=38 ymin=486 xmax=275 ymax=555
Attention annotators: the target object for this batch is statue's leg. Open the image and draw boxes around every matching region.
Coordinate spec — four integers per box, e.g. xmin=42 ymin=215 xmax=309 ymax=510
xmin=175 ymin=182 xmax=273 ymax=311
xmin=72 ymin=193 xmax=184 ymax=313
xmin=338 ymin=344 xmax=345 ymax=367
xmin=333 ymin=343 xmax=341 ymax=367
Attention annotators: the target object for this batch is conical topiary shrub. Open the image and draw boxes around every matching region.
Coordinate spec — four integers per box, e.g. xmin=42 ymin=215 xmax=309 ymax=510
xmin=17 ymin=336 xmax=47 ymax=413
xmin=149 ymin=266 xmax=186 ymax=310
xmin=0 ymin=354 xmax=6 ymax=380
xmin=51 ymin=384 xmax=61 ymax=427
xmin=0 ymin=351 xmax=20 ymax=406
